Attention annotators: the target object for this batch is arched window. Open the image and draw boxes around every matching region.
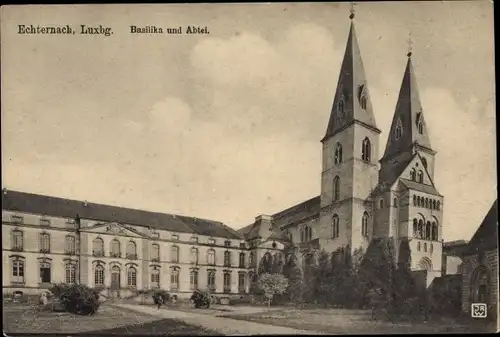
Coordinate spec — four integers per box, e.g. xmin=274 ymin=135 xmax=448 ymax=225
xmin=432 ymin=200 xmax=436 ymax=210
xmin=301 ymin=225 xmax=312 ymax=242
xmin=413 ymin=195 xmax=417 ymax=206
xmin=111 ymin=265 xmax=120 ymax=289
xmin=332 ymin=214 xmax=340 ymax=238
xmin=11 ymin=230 xmax=24 ymax=250
xmin=395 ymin=119 xmax=403 ymax=140
xmin=65 ymin=236 xmax=76 ymax=255
xmin=111 ymin=239 xmax=121 ymax=257
xmin=418 ymin=220 xmax=424 ymax=238
xmin=127 ymin=267 xmax=137 ymax=287
xmin=437 ymin=201 xmax=441 ymax=210
xmin=207 ymin=249 xmax=215 ymax=265
xmin=421 ymin=157 xmax=427 ymax=169
xmin=360 ymin=95 xmax=367 ymax=109
xmin=224 ymin=251 xmax=231 ymax=267
xmin=249 ymin=252 xmax=255 ymax=267
xmin=424 ymin=243 xmax=427 ymax=252
xmin=12 ymin=258 xmax=25 ymax=283
xmin=126 ymin=241 xmax=137 ymax=259
xmin=150 ymin=266 xmax=160 ymax=288
xmin=93 ymin=237 xmax=104 ymax=256
xmin=362 ymin=137 xmax=371 ymax=162
xmin=417 ymin=242 xmax=421 ymax=251
xmin=410 ymin=168 xmax=416 ymax=181
xmin=39 ymin=233 xmax=50 ymax=253
xmin=190 ymin=247 xmax=198 ymax=264
xmin=151 ymin=244 xmax=160 ymax=262
xmin=379 ymin=198 xmax=384 ymax=209
xmin=413 ymin=219 xmax=418 ymax=237
xmin=393 ymin=198 xmax=398 ymax=208
xmin=432 ymin=222 xmax=438 ymax=241
xmin=425 ymin=221 xmax=431 ymax=240
xmin=361 ymin=212 xmax=369 ymax=237
xmin=418 ymin=171 xmax=424 ymax=183
xmin=65 ymin=263 xmax=76 ymax=284
xmin=425 ymin=198 xmax=429 ymax=209
xmin=333 ymin=176 xmax=340 ymax=201
xmin=430 ymin=243 xmax=434 ymax=254
xmin=417 ymin=196 xmax=421 ymax=207
xmin=94 ymin=265 xmax=104 ymax=286
xmin=239 ymin=252 xmax=246 ymax=267
xmin=334 ymin=143 xmax=343 ymax=165
xmin=472 ymin=267 xmax=490 ymax=304
xmin=171 ymin=246 xmax=179 ymax=263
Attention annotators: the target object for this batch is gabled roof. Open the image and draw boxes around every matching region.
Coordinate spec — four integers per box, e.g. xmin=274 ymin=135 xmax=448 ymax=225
xmin=399 ymin=178 xmax=441 ymax=196
xmin=322 ymin=20 xmax=379 ymax=142
xmin=2 ymin=189 xmax=243 ymax=239
xmin=382 ymin=55 xmax=433 ymax=161
xmin=273 ymin=196 xmax=320 ymax=228
xmin=465 ymin=199 xmax=498 ymax=255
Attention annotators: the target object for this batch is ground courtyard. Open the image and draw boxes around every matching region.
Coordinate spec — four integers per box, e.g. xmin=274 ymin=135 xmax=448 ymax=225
xmin=3 ymin=300 xmax=495 ymax=335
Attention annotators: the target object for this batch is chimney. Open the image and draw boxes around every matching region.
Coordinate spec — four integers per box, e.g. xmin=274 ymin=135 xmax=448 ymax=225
xmin=2 ymin=188 xmax=7 ymax=195
xmin=84 ymin=200 xmax=88 ymax=207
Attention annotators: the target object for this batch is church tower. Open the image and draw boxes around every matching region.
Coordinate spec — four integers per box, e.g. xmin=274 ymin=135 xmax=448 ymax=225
xmin=375 ymin=46 xmax=443 ymax=277
xmin=318 ymin=11 xmax=381 ymax=254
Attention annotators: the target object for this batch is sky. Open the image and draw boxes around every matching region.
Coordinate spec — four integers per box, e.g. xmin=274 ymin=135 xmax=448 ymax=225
xmin=1 ymin=2 xmax=496 ymax=241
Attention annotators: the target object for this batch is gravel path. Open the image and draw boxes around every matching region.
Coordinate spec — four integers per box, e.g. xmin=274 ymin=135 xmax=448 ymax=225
xmin=113 ymin=303 xmax=326 ymax=335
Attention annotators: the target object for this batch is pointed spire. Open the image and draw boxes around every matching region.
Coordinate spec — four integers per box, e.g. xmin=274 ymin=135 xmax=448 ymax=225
xmin=381 ymin=52 xmax=433 ymax=161
xmin=322 ymin=13 xmax=380 ymax=142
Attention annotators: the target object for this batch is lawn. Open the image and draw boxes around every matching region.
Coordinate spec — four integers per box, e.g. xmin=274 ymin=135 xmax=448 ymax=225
xmin=3 ymin=302 xmax=220 ymax=335
xmin=219 ymin=308 xmax=497 ymax=334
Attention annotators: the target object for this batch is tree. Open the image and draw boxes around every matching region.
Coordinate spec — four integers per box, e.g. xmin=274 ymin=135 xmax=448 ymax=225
xmin=258 ymin=252 xmax=274 ymax=275
xmin=282 ymin=253 xmax=304 ymax=304
xmin=257 ymin=273 xmax=289 ymax=307
xmin=359 ymin=237 xmax=397 ymax=312
xmin=314 ymin=250 xmax=332 ymax=307
xmin=302 ymin=250 xmax=318 ymax=303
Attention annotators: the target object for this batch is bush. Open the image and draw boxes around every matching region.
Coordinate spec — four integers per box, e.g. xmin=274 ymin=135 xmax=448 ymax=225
xmin=49 ymin=283 xmax=71 ymax=298
xmin=152 ymin=289 xmax=170 ymax=305
xmin=190 ymin=290 xmax=211 ymax=309
xmin=56 ymin=284 xmax=100 ymax=315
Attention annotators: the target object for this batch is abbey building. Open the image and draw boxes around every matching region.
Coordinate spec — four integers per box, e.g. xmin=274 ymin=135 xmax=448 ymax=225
xmin=2 ymin=16 xmax=444 ymax=297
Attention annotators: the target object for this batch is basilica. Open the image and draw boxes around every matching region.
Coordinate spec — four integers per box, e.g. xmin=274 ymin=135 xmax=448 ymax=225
xmin=2 ymin=14 xmax=445 ymax=298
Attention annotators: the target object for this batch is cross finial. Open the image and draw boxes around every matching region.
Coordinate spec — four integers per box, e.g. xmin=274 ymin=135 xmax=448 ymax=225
xmin=407 ymin=31 xmax=413 ymax=57
xmin=349 ymin=2 xmax=356 ymax=20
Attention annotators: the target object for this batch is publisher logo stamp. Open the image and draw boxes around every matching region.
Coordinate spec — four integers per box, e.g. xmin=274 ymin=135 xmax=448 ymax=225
xmin=471 ymin=303 xmax=487 ymax=318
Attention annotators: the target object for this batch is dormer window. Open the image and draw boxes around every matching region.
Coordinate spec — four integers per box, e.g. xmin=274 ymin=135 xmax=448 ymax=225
xmin=338 ymin=96 xmax=345 ymax=117
xmin=360 ymin=95 xmax=367 ymax=110
xmin=416 ymin=113 xmax=423 ymax=134
xmin=395 ymin=119 xmax=403 ymax=140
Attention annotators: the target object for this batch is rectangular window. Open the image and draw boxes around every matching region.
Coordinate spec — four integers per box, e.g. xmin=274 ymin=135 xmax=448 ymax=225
xmin=151 ymin=232 xmax=160 ymax=239
xmin=208 ymin=238 xmax=216 ymax=245
xmin=191 ymin=236 xmax=198 ymax=243
xmin=171 ymin=234 xmax=179 ymax=241
xmin=12 ymin=260 xmax=25 ymax=284
xmin=224 ymin=240 xmax=231 ymax=247
xmin=207 ymin=270 xmax=216 ymax=291
xmin=65 ymin=264 xmax=76 ymax=284
xmin=190 ymin=270 xmax=198 ymax=290
xmin=40 ymin=263 xmax=51 ymax=283
xmin=239 ymin=242 xmax=246 ymax=249
xmin=238 ymin=273 xmax=245 ymax=293
xmin=171 ymin=269 xmax=179 ymax=290
xmin=39 ymin=233 xmax=51 ymax=253
xmin=223 ymin=272 xmax=231 ymax=293
xmin=11 ymin=231 xmax=23 ymax=251
xmin=151 ymin=269 xmax=160 ymax=288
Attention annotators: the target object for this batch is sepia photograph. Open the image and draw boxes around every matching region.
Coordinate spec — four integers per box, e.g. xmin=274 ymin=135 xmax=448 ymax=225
xmin=1 ymin=2 xmax=497 ymax=335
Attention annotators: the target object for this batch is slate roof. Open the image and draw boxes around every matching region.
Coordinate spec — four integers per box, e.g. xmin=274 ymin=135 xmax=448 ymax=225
xmin=2 ymin=190 xmax=243 ymax=239
xmin=272 ymin=196 xmax=321 ymax=228
xmin=399 ymin=178 xmax=441 ymax=196
xmin=465 ymin=199 xmax=498 ymax=255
